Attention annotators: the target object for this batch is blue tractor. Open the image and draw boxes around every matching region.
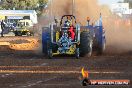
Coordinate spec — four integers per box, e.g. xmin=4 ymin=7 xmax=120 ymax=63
xmin=42 ymin=14 xmax=106 ymax=59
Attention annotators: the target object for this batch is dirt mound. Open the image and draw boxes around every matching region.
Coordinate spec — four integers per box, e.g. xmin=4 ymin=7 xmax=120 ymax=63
xmin=9 ymin=39 xmax=39 ymax=51
xmin=10 ymin=40 xmax=30 ymax=44
xmin=0 ymin=37 xmax=39 ymax=51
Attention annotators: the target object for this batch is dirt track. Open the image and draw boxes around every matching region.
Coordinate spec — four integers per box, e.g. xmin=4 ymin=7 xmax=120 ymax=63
xmin=0 ymin=51 xmax=131 ymax=88
xmin=0 ymin=36 xmax=131 ymax=88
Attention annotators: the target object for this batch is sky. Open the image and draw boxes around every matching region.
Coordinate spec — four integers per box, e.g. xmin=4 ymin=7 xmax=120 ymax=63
xmin=98 ymin=0 xmax=123 ymax=6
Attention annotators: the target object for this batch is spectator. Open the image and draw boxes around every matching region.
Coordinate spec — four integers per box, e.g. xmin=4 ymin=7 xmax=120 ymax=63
xmin=1 ymin=20 xmax=5 ymax=37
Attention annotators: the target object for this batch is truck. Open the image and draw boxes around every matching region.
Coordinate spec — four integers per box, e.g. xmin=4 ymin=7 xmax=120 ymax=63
xmin=14 ymin=19 xmax=34 ymax=36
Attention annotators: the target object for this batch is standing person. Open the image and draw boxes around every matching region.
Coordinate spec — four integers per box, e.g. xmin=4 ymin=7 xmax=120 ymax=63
xmin=1 ymin=20 xmax=5 ymax=37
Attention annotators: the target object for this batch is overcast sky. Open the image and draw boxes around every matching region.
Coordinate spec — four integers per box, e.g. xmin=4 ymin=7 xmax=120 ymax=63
xmin=98 ymin=0 xmax=124 ymax=5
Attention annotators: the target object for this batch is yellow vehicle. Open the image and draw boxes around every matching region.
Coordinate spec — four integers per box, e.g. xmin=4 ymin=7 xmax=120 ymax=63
xmin=14 ymin=19 xmax=34 ymax=36
xmin=0 ymin=16 xmax=5 ymax=21
xmin=18 ymin=19 xmax=33 ymax=27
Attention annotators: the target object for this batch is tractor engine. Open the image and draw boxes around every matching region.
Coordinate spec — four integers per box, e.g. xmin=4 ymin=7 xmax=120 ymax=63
xmin=58 ymin=30 xmax=73 ymax=54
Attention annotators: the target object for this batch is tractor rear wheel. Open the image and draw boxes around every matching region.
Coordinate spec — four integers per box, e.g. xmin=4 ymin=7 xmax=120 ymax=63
xmin=80 ymin=31 xmax=93 ymax=57
xmin=98 ymin=38 xmax=106 ymax=54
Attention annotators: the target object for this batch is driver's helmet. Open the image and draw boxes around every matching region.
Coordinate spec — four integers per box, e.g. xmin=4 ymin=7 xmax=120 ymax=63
xmin=65 ymin=16 xmax=72 ymax=27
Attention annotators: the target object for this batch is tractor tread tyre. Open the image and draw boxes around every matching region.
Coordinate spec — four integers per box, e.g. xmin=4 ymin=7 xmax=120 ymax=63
xmin=80 ymin=31 xmax=92 ymax=57
xmin=42 ymin=27 xmax=50 ymax=55
xmin=98 ymin=38 xmax=106 ymax=55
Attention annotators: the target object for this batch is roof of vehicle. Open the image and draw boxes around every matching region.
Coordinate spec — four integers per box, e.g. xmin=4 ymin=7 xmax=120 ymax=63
xmin=19 ymin=19 xmax=32 ymax=22
xmin=0 ymin=10 xmax=37 ymax=15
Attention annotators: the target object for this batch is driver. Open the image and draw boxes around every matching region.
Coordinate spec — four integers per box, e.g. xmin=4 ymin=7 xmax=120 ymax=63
xmin=66 ymin=16 xmax=75 ymax=40
xmin=64 ymin=16 xmax=72 ymax=27
xmin=63 ymin=16 xmax=75 ymax=40
xmin=68 ymin=26 xmax=75 ymax=40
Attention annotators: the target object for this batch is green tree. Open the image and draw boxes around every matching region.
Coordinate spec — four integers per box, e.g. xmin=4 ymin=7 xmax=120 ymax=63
xmin=0 ymin=0 xmax=48 ymax=10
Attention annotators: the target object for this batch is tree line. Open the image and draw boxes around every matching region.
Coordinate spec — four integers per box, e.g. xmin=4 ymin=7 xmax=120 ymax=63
xmin=0 ymin=0 xmax=48 ymax=14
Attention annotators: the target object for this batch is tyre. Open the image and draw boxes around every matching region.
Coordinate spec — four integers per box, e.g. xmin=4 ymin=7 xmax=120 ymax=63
xmin=30 ymin=31 xmax=34 ymax=36
xmin=42 ymin=27 xmax=50 ymax=55
xmin=17 ymin=31 xmax=22 ymax=36
xmin=47 ymin=38 xmax=53 ymax=59
xmin=75 ymin=48 xmax=80 ymax=59
xmin=14 ymin=31 xmax=18 ymax=36
xmin=14 ymin=31 xmax=22 ymax=36
xmin=80 ymin=31 xmax=93 ymax=57
xmin=26 ymin=31 xmax=31 ymax=36
xmin=47 ymin=49 xmax=52 ymax=59
xmin=98 ymin=38 xmax=106 ymax=54
xmin=42 ymin=25 xmax=55 ymax=58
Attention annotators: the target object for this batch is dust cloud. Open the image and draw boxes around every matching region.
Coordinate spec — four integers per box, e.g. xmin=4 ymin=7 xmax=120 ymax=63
xmin=51 ymin=0 xmax=100 ymax=24
xmin=47 ymin=0 xmax=132 ymax=54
